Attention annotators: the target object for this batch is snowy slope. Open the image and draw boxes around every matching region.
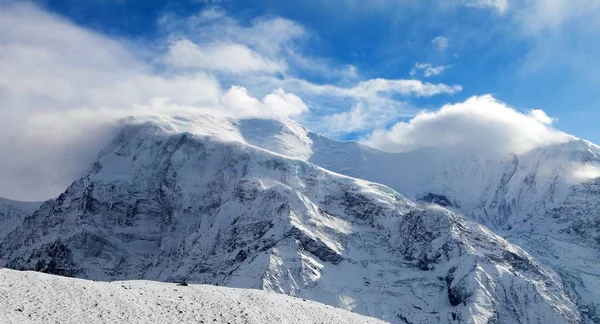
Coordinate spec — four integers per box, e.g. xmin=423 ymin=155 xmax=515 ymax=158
xmin=236 ymin=115 xmax=600 ymax=322
xmin=311 ymin=130 xmax=600 ymax=322
xmin=0 ymin=268 xmax=385 ymax=324
xmin=0 ymin=198 xmax=42 ymax=241
xmin=0 ymin=115 xmax=586 ymax=323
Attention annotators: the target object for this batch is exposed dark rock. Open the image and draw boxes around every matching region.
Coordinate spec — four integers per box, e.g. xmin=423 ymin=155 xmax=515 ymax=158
xmin=286 ymin=227 xmax=343 ymax=265
xmin=418 ymin=193 xmax=453 ymax=207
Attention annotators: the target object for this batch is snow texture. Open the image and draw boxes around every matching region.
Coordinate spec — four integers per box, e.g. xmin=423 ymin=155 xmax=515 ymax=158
xmin=0 ymin=268 xmax=385 ymax=324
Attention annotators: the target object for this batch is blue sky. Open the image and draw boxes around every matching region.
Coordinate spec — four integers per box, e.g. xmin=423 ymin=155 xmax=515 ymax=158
xmin=1 ymin=0 xmax=600 ymax=200
xmin=25 ymin=0 xmax=600 ymax=143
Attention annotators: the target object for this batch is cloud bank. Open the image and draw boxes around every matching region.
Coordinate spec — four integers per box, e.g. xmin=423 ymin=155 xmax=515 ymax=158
xmin=364 ymin=95 xmax=570 ymax=154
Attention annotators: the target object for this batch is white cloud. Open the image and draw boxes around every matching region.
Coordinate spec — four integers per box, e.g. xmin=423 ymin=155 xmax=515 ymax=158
xmin=410 ymin=63 xmax=451 ymax=78
xmin=317 ymin=100 xmax=412 ymax=136
xmin=320 ymin=102 xmax=371 ymax=135
xmin=363 ymin=95 xmax=570 ymax=154
xmin=0 ymin=2 xmax=464 ymax=201
xmin=160 ymin=9 xmax=306 ymax=57
xmin=351 ymin=78 xmax=461 ymax=97
xmin=431 ymin=36 xmax=448 ymax=52
xmin=528 ymin=109 xmax=554 ymax=125
xmin=285 ymin=78 xmax=461 ymax=99
xmin=263 ymin=89 xmax=309 ymax=117
xmin=165 ymin=40 xmax=286 ymax=73
xmin=222 ymin=86 xmax=308 ymax=118
xmin=275 ymin=78 xmax=461 ymax=135
xmin=0 ymin=3 xmax=312 ymax=201
xmin=0 ymin=3 xmax=222 ymax=201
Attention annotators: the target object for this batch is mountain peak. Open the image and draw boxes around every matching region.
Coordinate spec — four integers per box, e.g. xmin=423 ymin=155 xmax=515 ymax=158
xmin=1 ymin=114 xmax=599 ymax=323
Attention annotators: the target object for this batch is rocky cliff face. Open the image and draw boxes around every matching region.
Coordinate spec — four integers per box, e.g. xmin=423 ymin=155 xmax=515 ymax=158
xmin=0 ymin=116 xmax=589 ymax=323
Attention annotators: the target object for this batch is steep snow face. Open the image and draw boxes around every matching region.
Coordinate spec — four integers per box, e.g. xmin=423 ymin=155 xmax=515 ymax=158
xmin=117 ymin=115 xmax=598 ymax=234
xmin=309 ymin=135 xmax=600 ymax=229
xmin=309 ymin=132 xmax=600 ymax=322
xmin=231 ymin=114 xmax=600 ymax=321
xmin=0 ymin=198 xmax=42 ymax=242
xmin=0 ymin=269 xmax=385 ymax=324
xmin=0 ymin=117 xmax=583 ymax=323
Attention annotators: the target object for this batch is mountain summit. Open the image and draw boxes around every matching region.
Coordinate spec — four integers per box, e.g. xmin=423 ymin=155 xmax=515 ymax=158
xmin=1 ymin=114 xmax=599 ymax=323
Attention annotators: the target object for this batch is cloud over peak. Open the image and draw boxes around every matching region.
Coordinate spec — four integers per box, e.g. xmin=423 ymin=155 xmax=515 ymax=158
xmin=364 ymin=95 xmax=570 ymax=154
xmin=0 ymin=2 xmax=466 ymax=200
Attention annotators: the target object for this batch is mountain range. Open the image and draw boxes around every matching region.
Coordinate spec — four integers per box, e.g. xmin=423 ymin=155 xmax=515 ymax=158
xmin=1 ymin=113 xmax=599 ymax=323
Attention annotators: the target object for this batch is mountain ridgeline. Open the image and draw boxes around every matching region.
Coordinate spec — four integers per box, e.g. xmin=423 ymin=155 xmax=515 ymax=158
xmin=1 ymin=114 xmax=599 ymax=323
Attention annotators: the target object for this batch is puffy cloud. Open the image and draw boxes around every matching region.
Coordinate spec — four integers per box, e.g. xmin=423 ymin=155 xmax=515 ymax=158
xmin=363 ymin=95 xmax=570 ymax=154
xmin=410 ymin=63 xmax=451 ymax=78
xmin=222 ymin=86 xmax=308 ymax=118
xmin=262 ymin=89 xmax=309 ymax=117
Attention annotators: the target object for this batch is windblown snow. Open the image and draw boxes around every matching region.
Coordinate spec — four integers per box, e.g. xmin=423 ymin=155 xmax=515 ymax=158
xmin=0 ymin=269 xmax=385 ymax=324
xmin=1 ymin=113 xmax=599 ymax=323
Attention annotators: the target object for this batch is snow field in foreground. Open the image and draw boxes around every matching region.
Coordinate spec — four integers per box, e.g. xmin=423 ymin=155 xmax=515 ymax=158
xmin=0 ymin=269 xmax=386 ymax=324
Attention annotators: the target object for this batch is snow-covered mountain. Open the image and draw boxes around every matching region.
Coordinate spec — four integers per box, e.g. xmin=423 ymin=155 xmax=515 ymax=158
xmin=221 ymin=114 xmax=600 ymax=321
xmin=309 ymin=124 xmax=600 ymax=322
xmin=1 ymin=114 xmax=599 ymax=323
xmin=0 ymin=198 xmax=42 ymax=242
xmin=0 ymin=268 xmax=385 ymax=324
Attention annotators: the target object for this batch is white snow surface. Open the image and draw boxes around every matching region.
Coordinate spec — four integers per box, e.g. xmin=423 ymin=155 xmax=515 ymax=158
xmin=0 ymin=268 xmax=385 ymax=324
xmin=1 ymin=113 xmax=599 ymax=323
